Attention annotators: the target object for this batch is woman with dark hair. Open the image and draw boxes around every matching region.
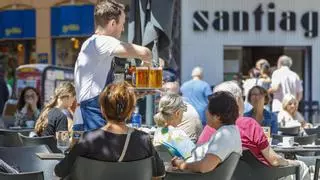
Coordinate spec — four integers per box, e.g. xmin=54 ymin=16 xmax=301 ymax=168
xmin=54 ymin=82 xmax=165 ymax=179
xmin=14 ymin=87 xmax=41 ymax=127
xmin=172 ymin=91 xmax=242 ymax=173
xmin=35 ymin=82 xmax=75 ymax=136
xmin=244 ymin=86 xmax=278 ymax=135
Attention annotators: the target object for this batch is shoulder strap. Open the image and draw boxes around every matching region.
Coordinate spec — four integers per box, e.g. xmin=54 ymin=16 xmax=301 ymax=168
xmin=118 ymin=127 xmax=134 ymax=162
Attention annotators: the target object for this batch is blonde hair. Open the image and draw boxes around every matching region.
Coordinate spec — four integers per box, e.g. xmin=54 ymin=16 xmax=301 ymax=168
xmin=154 ymin=93 xmax=186 ymax=127
xmin=35 ymin=82 xmax=75 ymax=136
xmin=282 ymin=94 xmax=298 ymax=110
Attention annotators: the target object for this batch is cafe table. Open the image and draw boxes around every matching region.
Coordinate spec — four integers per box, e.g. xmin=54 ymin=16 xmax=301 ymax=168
xmin=272 ymin=145 xmax=320 ymax=153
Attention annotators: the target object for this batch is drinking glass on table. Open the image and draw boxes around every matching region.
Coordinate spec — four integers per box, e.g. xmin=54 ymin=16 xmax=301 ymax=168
xmin=56 ymin=131 xmax=70 ymax=154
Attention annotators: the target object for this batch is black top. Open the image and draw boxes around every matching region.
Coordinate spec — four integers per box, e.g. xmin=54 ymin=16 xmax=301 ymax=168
xmin=54 ymin=129 xmax=165 ymax=178
xmin=41 ymin=108 xmax=68 ymax=136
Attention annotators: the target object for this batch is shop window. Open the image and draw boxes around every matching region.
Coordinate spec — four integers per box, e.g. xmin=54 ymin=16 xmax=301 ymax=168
xmin=55 ymin=37 xmax=86 ymax=67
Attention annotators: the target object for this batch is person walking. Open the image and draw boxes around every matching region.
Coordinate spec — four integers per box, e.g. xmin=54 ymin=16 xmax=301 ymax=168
xmin=268 ymin=55 xmax=303 ymax=113
xmin=180 ymin=67 xmax=212 ymax=126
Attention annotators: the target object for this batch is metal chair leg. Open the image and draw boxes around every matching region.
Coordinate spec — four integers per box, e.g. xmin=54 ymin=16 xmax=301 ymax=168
xmin=314 ymin=159 xmax=320 ymax=180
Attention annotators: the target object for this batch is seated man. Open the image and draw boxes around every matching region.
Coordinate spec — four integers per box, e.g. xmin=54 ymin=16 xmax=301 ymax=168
xmin=214 ymin=81 xmax=310 ymax=180
xmin=172 ymin=91 xmax=242 ymax=173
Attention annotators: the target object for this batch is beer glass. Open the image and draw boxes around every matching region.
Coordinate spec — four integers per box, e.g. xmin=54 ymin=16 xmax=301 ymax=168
xmin=135 ymin=67 xmax=149 ymax=88
xmin=148 ymin=67 xmax=163 ymax=88
xmin=56 ymin=131 xmax=70 ymax=154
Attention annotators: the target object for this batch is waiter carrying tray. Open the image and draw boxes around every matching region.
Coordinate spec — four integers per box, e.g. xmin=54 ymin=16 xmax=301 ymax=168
xmin=73 ymin=0 xmax=152 ymax=131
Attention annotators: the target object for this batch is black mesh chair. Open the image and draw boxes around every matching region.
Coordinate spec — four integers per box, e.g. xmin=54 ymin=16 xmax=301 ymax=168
xmin=314 ymin=158 xmax=320 ymax=180
xmin=0 ymin=145 xmax=59 ymax=180
xmin=0 ymin=129 xmax=31 ymax=147
xmin=231 ymin=150 xmax=300 ymax=180
xmin=0 ymin=116 xmax=16 ymax=129
xmin=18 ymin=133 xmax=61 ymax=153
xmin=164 ymin=152 xmax=240 ymax=180
xmin=279 ymin=126 xmax=300 ymax=136
xmin=0 ymin=171 xmax=44 ymax=180
xmin=66 ymin=156 xmax=154 ymax=180
xmin=304 ymin=128 xmax=320 ymax=138
xmin=272 ymin=134 xmax=286 ymax=144
xmin=294 ymin=134 xmax=317 ymax=145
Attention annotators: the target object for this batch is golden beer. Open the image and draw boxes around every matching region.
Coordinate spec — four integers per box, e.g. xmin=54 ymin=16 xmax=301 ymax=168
xmin=135 ymin=67 xmax=149 ymax=88
xmin=148 ymin=67 xmax=163 ymax=88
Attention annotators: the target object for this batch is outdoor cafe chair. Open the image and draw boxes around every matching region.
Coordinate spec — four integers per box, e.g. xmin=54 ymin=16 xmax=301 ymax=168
xmin=155 ymin=145 xmax=173 ymax=162
xmin=0 ymin=116 xmax=16 ymax=129
xmin=304 ymin=127 xmax=320 ymax=138
xmin=272 ymin=134 xmax=317 ymax=145
xmin=279 ymin=126 xmax=300 ymax=136
xmin=0 ymin=129 xmax=29 ymax=147
xmin=0 ymin=171 xmax=44 ymax=180
xmin=65 ymin=156 xmax=154 ymax=180
xmin=314 ymin=158 xmax=320 ymax=180
xmin=231 ymin=149 xmax=300 ymax=180
xmin=18 ymin=133 xmax=61 ymax=153
xmin=294 ymin=134 xmax=317 ymax=145
xmin=294 ymin=134 xmax=317 ymax=156
xmin=0 ymin=145 xmax=59 ymax=180
xmin=164 ymin=152 xmax=240 ymax=180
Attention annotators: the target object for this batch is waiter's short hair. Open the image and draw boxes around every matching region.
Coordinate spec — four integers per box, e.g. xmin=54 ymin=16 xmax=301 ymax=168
xmin=94 ymin=0 xmax=125 ymax=27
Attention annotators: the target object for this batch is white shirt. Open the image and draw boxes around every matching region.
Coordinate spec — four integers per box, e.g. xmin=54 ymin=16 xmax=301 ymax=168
xmin=187 ymin=125 xmax=242 ymax=163
xmin=271 ymin=67 xmax=303 ymax=112
xmin=73 ymin=35 xmax=121 ymax=126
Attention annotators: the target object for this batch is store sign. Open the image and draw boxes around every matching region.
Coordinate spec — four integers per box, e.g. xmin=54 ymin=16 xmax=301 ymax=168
xmin=62 ymin=24 xmax=80 ymax=33
xmin=51 ymin=5 xmax=94 ymax=36
xmin=38 ymin=53 xmax=48 ymax=64
xmin=5 ymin=27 xmax=22 ymax=37
xmin=193 ymin=2 xmax=318 ymax=38
xmin=0 ymin=10 xmax=35 ymax=39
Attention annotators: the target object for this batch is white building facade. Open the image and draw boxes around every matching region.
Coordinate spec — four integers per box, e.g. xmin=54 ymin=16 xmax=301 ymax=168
xmin=181 ymin=0 xmax=320 ymax=104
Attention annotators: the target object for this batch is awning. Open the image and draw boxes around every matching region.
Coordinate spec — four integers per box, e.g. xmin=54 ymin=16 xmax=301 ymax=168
xmin=51 ymin=5 xmax=94 ymax=37
xmin=0 ymin=9 xmax=36 ymax=39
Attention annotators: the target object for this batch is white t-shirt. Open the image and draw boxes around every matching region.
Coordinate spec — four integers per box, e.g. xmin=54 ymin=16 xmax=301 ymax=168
xmin=187 ymin=125 xmax=242 ymax=163
xmin=73 ymin=35 xmax=121 ymax=126
xmin=271 ymin=67 xmax=303 ymax=112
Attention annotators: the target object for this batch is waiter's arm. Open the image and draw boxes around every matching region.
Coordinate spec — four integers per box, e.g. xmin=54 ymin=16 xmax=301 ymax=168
xmin=113 ymin=42 xmax=152 ymax=63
